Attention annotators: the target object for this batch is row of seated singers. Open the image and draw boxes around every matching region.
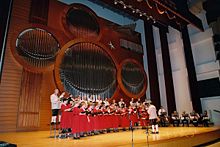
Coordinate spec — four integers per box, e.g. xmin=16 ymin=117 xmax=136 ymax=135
xmin=60 ymin=97 xmax=150 ymax=139
xmin=157 ymin=106 xmax=210 ymax=127
xmin=171 ymin=110 xmax=210 ymax=127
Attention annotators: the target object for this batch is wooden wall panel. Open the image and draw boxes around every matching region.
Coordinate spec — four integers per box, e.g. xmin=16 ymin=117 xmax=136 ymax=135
xmin=39 ymin=71 xmax=56 ymax=130
xmin=17 ymin=70 xmax=42 ymax=130
xmin=0 ymin=0 xmax=31 ymax=132
xmin=29 ymin=0 xmax=49 ymax=25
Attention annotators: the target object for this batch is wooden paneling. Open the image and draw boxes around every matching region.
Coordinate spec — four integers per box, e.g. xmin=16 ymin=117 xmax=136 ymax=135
xmin=29 ymin=0 xmax=49 ymax=25
xmin=39 ymin=71 xmax=56 ymax=130
xmin=0 ymin=0 xmax=31 ymax=132
xmin=17 ymin=70 xmax=42 ymax=130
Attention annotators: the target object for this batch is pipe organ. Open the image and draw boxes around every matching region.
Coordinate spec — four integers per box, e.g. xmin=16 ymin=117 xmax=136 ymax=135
xmin=10 ymin=2 xmax=147 ymax=102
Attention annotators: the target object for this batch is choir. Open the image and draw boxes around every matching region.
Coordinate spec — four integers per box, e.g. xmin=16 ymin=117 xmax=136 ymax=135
xmin=50 ymin=90 xmax=211 ymax=139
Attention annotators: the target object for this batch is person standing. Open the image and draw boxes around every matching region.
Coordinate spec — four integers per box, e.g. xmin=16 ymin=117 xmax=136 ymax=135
xmin=50 ymin=89 xmax=65 ymax=124
xmin=147 ymin=101 xmax=159 ymax=134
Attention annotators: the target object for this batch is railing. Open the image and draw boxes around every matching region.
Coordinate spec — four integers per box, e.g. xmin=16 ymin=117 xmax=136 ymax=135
xmin=213 ymin=109 xmax=220 ymax=113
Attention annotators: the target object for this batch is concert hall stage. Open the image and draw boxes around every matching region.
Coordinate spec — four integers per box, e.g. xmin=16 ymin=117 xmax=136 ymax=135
xmin=0 ymin=126 xmax=219 ymax=147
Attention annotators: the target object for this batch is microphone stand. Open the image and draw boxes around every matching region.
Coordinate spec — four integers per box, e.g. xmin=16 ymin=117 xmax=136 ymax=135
xmin=146 ymin=121 xmax=150 ymax=147
xmin=130 ymin=120 xmax=134 ymax=147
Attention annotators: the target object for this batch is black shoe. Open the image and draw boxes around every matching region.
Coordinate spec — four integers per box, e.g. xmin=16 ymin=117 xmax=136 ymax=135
xmin=151 ymin=132 xmax=155 ymax=134
xmin=156 ymin=132 xmax=159 ymax=134
xmin=50 ymin=122 xmax=54 ymax=125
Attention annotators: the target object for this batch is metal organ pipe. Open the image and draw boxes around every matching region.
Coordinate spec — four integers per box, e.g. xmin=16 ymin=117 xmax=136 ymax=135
xmin=60 ymin=42 xmax=116 ymax=98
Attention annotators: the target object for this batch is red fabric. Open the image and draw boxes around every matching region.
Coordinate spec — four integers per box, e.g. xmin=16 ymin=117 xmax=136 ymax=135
xmin=92 ymin=108 xmax=99 ymax=130
xmin=60 ymin=107 xmax=149 ymax=133
xmin=139 ymin=111 xmax=149 ymax=127
xmin=71 ymin=107 xmax=81 ymax=133
xmin=130 ymin=113 xmax=138 ymax=126
xmin=79 ymin=114 xmax=88 ymax=132
xmin=120 ymin=108 xmax=129 ymax=128
xmin=60 ymin=104 xmax=72 ymax=129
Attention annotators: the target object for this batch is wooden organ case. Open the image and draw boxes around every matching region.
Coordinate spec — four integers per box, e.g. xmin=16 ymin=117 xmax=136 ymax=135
xmin=1 ymin=0 xmax=147 ymax=131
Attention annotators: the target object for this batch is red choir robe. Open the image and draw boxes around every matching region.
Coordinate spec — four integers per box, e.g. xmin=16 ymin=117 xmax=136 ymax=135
xmin=121 ymin=108 xmax=130 ymax=128
xmin=60 ymin=104 xmax=72 ymax=129
xmin=129 ymin=108 xmax=138 ymax=126
xmin=79 ymin=108 xmax=89 ymax=132
xmin=71 ymin=107 xmax=81 ymax=133
xmin=139 ymin=110 xmax=149 ymax=127
xmin=92 ymin=107 xmax=99 ymax=130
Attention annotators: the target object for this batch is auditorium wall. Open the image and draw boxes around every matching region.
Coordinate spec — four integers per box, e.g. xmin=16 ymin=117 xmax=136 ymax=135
xmin=0 ymin=0 xmax=30 ymax=132
xmin=0 ymin=0 xmax=148 ymax=132
xmin=60 ymin=0 xmax=219 ymax=117
xmin=1 ymin=0 xmax=218 ymax=132
xmin=155 ymin=8 xmax=220 ymax=125
xmin=188 ymin=10 xmax=220 ymax=124
xmin=58 ymin=0 xmax=151 ymax=98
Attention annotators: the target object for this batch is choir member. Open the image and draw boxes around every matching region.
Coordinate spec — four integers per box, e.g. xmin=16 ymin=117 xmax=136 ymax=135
xmin=60 ymin=98 xmax=72 ymax=135
xmin=96 ymin=95 xmax=102 ymax=105
xmin=201 ymin=110 xmax=209 ymax=127
xmin=190 ymin=110 xmax=200 ymax=127
xmin=136 ymin=98 xmax=141 ymax=108
xmin=181 ymin=111 xmax=190 ymax=127
xmin=71 ymin=101 xmax=81 ymax=139
xmin=139 ymin=105 xmax=149 ymax=128
xmin=120 ymin=104 xmax=129 ymax=130
xmin=128 ymin=105 xmax=138 ymax=127
xmin=118 ymin=98 xmax=125 ymax=108
xmin=111 ymin=99 xmax=117 ymax=108
xmin=129 ymin=98 xmax=136 ymax=108
xmin=92 ymin=102 xmax=100 ymax=135
xmin=171 ymin=111 xmax=180 ymax=127
xmin=50 ymin=89 xmax=65 ymax=124
xmin=147 ymin=101 xmax=159 ymax=134
xmin=158 ymin=106 xmax=168 ymax=127
xmin=113 ymin=104 xmax=120 ymax=132
xmin=104 ymin=98 xmax=110 ymax=106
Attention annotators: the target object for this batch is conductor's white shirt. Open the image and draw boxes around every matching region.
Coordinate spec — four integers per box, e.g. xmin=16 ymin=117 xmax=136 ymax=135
xmin=147 ymin=104 xmax=157 ymax=119
xmin=50 ymin=94 xmax=61 ymax=110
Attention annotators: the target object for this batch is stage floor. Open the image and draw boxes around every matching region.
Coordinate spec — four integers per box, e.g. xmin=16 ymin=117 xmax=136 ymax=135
xmin=0 ymin=126 xmax=219 ymax=147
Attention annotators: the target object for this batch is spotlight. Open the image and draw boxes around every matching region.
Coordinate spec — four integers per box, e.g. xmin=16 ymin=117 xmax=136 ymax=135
xmin=123 ymin=5 xmax=127 ymax=9
xmin=132 ymin=9 xmax=136 ymax=13
xmin=139 ymin=13 xmax=142 ymax=17
xmin=127 ymin=5 xmax=132 ymax=8
xmin=114 ymin=0 xmax=118 ymax=5
xmin=149 ymin=16 xmax=153 ymax=19
xmin=153 ymin=19 xmax=156 ymax=23
xmin=136 ymin=9 xmax=140 ymax=13
xmin=147 ymin=17 xmax=150 ymax=20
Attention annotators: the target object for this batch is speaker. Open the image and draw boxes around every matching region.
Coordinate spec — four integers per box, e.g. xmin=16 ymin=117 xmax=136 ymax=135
xmin=0 ymin=141 xmax=17 ymax=147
